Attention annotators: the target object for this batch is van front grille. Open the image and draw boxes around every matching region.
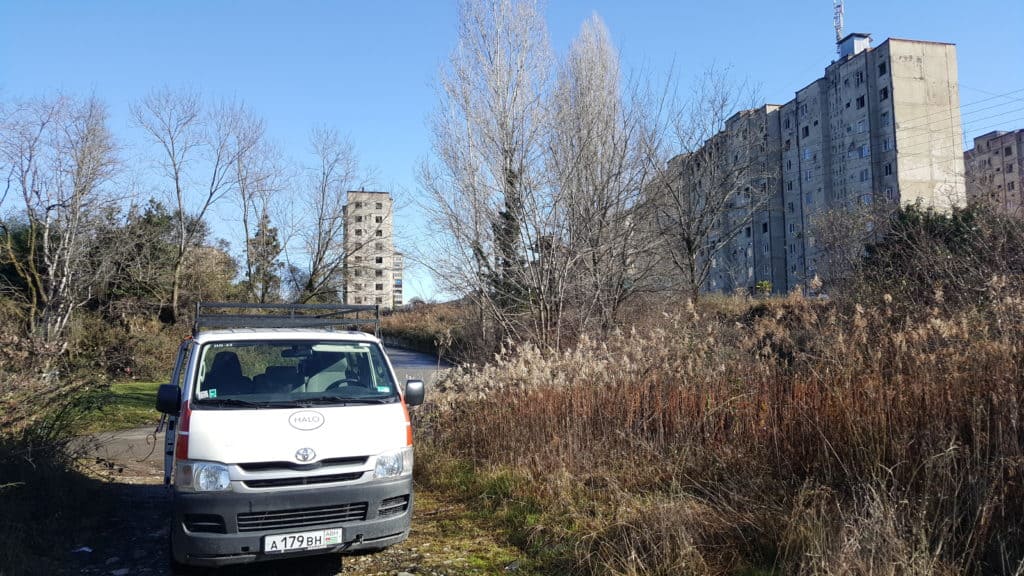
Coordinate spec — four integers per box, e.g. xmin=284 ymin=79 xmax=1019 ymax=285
xmin=237 ymin=456 xmax=368 ymax=472
xmin=237 ymin=503 xmax=368 ymax=533
xmin=243 ymin=471 xmax=364 ymax=488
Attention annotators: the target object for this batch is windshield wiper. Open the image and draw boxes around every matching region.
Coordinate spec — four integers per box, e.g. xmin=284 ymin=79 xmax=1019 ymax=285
xmin=195 ymin=397 xmax=263 ymax=408
xmin=293 ymin=396 xmax=395 ymax=406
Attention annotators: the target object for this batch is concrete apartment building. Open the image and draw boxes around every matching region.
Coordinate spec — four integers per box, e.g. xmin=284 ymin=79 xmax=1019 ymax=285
xmin=689 ymin=33 xmax=965 ymax=294
xmin=342 ymin=190 xmax=404 ymax=309
xmin=965 ymin=129 xmax=1024 ymax=216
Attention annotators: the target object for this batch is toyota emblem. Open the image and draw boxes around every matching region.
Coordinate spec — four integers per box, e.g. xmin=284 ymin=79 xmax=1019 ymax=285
xmin=295 ymin=447 xmax=316 ymax=462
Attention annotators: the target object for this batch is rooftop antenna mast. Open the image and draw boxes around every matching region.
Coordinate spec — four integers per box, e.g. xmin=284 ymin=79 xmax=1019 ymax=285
xmin=834 ymin=0 xmax=845 ymax=55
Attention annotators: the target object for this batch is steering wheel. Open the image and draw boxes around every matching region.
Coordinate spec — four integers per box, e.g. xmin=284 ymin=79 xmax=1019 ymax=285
xmin=324 ymin=378 xmax=361 ymax=391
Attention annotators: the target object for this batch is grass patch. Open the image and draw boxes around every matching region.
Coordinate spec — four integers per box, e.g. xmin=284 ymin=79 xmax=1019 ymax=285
xmin=75 ymin=381 xmax=161 ymax=435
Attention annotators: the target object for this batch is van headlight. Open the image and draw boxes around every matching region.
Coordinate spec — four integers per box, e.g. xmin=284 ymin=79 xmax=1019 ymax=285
xmin=176 ymin=461 xmax=231 ymax=492
xmin=374 ymin=447 xmax=413 ymax=479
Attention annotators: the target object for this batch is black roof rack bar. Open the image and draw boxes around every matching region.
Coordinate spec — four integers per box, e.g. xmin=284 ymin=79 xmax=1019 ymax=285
xmin=193 ymin=302 xmax=381 ymax=337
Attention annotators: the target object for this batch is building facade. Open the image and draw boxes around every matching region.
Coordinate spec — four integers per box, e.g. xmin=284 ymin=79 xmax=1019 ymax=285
xmin=965 ymin=129 xmax=1024 ymax=216
xmin=342 ymin=191 xmax=403 ymax=308
xmin=681 ymin=34 xmax=965 ymax=294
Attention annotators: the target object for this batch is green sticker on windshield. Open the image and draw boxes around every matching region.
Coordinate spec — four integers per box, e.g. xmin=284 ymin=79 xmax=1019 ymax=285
xmin=209 ymin=389 xmax=218 ymax=398
xmin=376 ymin=386 xmax=390 ymax=393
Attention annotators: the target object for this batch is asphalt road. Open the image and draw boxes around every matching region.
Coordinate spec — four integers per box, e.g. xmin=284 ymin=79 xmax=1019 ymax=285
xmin=71 ymin=346 xmax=451 ymax=576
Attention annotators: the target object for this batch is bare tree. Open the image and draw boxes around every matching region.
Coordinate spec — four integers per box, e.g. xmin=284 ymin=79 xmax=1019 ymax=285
xmin=0 ymin=95 xmax=120 ymax=353
xmin=645 ymin=70 xmax=771 ymax=302
xmin=420 ymin=0 xmax=556 ymax=345
xmin=285 ymin=127 xmax=365 ymax=303
xmin=229 ymin=107 xmax=286 ymax=303
xmin=546 ymin=15 xmax=662 ymax=333
xmin=132 ymin=89 xmax=256 ymax=321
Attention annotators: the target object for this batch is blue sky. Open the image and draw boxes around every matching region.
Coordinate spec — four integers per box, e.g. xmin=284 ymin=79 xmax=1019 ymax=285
xmin=2 ymin=0 xmax=1021 ymax=301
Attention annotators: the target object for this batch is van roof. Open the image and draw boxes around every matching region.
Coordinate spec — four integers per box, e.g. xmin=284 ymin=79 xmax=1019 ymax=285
xmin=192 ymin=328 xmax=380 ymax=345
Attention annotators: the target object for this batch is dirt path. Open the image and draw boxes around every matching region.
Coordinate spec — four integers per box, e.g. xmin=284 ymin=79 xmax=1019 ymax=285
xmin=66 ymin=349 xmax=530 ymax=575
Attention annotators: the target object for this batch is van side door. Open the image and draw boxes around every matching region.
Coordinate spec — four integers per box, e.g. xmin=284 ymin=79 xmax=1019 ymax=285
xmin=164 ymin=340 xmax=192 ymax=485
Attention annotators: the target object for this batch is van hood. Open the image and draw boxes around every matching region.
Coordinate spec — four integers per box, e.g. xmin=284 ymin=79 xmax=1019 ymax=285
xmin=185 ymin=403 xmax=408 ymax=465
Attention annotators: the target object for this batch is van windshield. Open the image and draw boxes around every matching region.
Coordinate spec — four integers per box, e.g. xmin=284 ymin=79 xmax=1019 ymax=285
xmin=192 ymin=340 xmax=398 ymax=407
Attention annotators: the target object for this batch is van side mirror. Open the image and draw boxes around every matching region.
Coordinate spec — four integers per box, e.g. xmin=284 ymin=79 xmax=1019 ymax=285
xmin=156 ymin=384 xmax=181 ymax=414
xmin=404 ymin=379 xmax=425 ymax=407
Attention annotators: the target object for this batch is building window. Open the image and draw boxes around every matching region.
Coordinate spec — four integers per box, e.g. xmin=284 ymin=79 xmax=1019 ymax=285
xmin=855 ymin=71 xmax=864 ymax=86
xmin=784 ymin=118 xmax=790 ymax=129
xmin=885 ymin=187 xmax=895 ymax=201
xmin=789 ymin=223 xmax=796 ymax=234
xmin=804 ymin=169 xmax=813 ymax=181
xmin=375 ymin=283 xmax=384 ymax=291
xmin=859 ymin=168 xmax=869 ymax=182
xmin=355 ymin=215 xmax=363 ymax=222
xmin=787 ymin=181 xmax=793 ymax=191
xmin=786 ymin=159 xmax=792 ymax=170
xmin=788 ymin=244 xmax=795 ymax=254
xmin=376 ymin=297 xmax=384 ymax=304
xmin=745 ymin=226 xmax=751 ymax=238
xmin=878 ymin=62 xmax=887 ymax=76
xmin=354 ymin=255 xmax=363 ymax=262
xmin=884 ymin=163 xmax=893 ymax=176
xmin=355 ymin=229 xmax=364 ymax=236
xmin=1008 ymin=163 xmax=1015 ymax=173
xmin=375 ymin=256 xmax=384 ymax=264
xmin=879 ymin=86 xmax=889 ymax=101
xmin=375 ymin=230 xmax=383 ymax=237
xmin=787 ymin=201 xmax=794 ymax=213
xmin=802 ymin=148 xmax=812 ymax=160
xmin=395 ymin=279 xmax=403 ymax=287
xmin=762 ymin=222 xmax=768 ymax=234
xmin=375 ymin=202 xmax=383 ymax=209
xmin=857 ymin=119 xmax=866 ymax=133
xmin=856 ymin=95 xmax=866 ymax=109
xmin=375 ymin=216 xmax=383 ymax=223
xmin=354 ymin=269 xmax=362 ymax=277
xmin=1009 ymin=181 xmax=1016 ymax=191
xmin=354 ymin=297 xmax=363 ymax=304
xmin=860 ymin=144 xmax=871 ymax=158
xmin=763 ymin=244 xmax=769 ymax=254
xmin=375 ymin=242 xmax=383 ymax=250
xmin=1006 ymin=146 xmax=1014 ymax=156
xmin=882 ymin=137 xmax=891 ymax=151
xmin=375 ymin=270 xmax=383 ymax=277
xmin=354 ymin=283 xmax=363 ymax=290
xmin=881 ymin=112 xmax=890 ymax=126
xmin=354 ymin=202 xmax=363 ymax=209
xmin=805 ymin=191 xmax=813 ymax=204
xmin=802 ymin=126 xmax=809 ymax=138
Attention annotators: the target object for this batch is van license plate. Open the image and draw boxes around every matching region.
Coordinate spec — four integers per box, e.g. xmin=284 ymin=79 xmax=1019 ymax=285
xmin=263 ymin=528 xmax=343 ymax=553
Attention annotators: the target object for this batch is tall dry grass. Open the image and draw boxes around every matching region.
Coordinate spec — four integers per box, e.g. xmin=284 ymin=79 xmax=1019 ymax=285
xmin=418 ymin=292 xmax=1024 ymax=574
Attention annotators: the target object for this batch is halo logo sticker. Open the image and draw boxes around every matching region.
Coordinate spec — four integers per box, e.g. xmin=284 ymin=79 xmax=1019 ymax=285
xmin=289 ymin=410 xmax=324 ymax=431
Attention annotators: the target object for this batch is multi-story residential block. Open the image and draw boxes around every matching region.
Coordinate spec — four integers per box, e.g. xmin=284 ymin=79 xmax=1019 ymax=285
xmin=670 ymin=33 xmax=965 ymax=295
xmin=965 ymin=129 xmax=1024 ymax=216
xmin=342 ymin=190 xmax=403 ymax=309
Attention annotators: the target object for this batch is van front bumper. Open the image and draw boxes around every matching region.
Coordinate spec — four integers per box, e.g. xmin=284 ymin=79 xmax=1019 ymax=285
xmin=170 ymin=477 xmax=413 ymax=567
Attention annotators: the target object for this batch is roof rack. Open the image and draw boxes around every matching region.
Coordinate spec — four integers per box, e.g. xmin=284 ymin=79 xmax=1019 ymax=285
xmin=193 ymin=302 xmax=381 ymax=337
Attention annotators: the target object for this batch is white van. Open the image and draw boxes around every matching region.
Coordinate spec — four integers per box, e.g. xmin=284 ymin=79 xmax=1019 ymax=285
xmin=155 ymin=303 xmax=425 ymax=568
